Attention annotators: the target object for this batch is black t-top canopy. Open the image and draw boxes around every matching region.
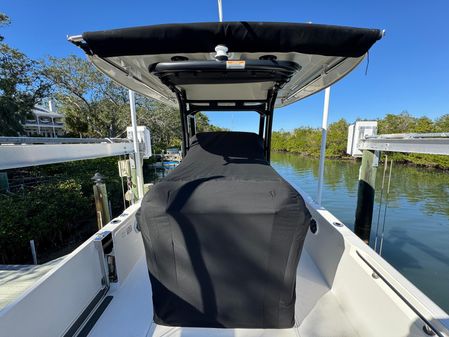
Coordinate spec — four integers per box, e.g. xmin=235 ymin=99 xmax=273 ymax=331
xmin=81 ymin=22 xmax=381 ymax=58
xmin=72 ymin=21 xmax=383 ymax=159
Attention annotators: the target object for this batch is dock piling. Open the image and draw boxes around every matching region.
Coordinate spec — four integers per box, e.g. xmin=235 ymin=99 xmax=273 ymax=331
xmin=92 ymin=172 xmax=111 ymax=229
xmin=30 ymin=240 xmax=38 ymax=265
xmin=354 ymin=150 xmax=379 ymax=243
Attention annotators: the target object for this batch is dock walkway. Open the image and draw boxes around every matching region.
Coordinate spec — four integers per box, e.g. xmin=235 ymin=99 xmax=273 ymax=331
xmin=0 ymin=257 xmax=65 ymax=309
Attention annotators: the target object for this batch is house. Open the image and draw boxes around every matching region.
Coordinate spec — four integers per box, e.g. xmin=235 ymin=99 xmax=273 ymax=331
xmin=22 ymin=102 xmax=65 ymax=137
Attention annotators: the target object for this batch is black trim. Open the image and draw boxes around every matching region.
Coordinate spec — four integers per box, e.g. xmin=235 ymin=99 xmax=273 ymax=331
xmin=264 ymin=89 xmax=277 ymax=162
xmin=63 ymin=287 xmax=110 ymax=337
xmin=77 ymin=296 xmax=114 ymax=337
xmin=188 ymin=115 xmax=196 ymax=138
xmin=175 ymin=90 xmax=189 ymax=157
xmin=258 ymin=115 xmax=265 ymax=138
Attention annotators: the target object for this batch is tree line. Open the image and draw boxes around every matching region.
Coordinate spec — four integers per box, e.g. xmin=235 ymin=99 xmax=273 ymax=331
xmin=272 ymin=113 xmax=449 ymax=169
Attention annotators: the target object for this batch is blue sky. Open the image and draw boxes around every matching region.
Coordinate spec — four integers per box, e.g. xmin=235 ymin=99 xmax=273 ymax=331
xmin=3 ymin=0 xmax=449 ymax=132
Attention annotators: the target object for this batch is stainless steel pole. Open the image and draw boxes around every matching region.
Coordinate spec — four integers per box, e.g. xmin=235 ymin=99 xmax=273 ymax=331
xmin=128 ymin=90 xmax=145 ymax=199
xmin=316 ymin=86 xmax=331 ymax=205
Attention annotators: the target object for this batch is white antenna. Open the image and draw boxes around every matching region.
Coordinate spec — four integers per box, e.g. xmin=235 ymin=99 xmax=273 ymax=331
xmin=218 ymin=0 xmax=223 ymax=22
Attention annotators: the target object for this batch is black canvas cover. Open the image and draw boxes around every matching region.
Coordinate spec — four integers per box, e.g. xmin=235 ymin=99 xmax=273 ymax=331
xmin=82 ymin=21 xmax=382 ymax=58
xmin=137 ymin=131 xmax=311 ymax=328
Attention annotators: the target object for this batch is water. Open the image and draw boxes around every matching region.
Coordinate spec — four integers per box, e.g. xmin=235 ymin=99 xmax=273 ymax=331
xmin=271 ymin=151 xmax=449 ymax=313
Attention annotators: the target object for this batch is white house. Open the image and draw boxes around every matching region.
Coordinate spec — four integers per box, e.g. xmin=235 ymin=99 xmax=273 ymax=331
xmin=22 ymin=102 xmax=65 ymax=137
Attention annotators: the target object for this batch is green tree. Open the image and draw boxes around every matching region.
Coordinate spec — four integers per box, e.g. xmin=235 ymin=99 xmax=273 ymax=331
xmin=0 ymin=44 xmax=50 ymax=136
xmin=327 ymin=118 xmax=349 ymax=157
xmin=135 ymin=100 xmax=182 ymax=152
xmin=0 ymin=13 xmax=49 ymax=136
xmin=377 ymin=111 xmax=416 ymax=134
xmin=42 ymin=55 xmax=130 ymax=137
xmin=0 ymin=13 xmax=10 ymax=42
xmin=411 ymin=116 xmax=434 ymax=133
xmin=435 ymin=114 xmax=449 ymax=132
xmin=136 ymin=99 xmax=226 ymax=153
xmin=43 ymin=55 xmax=224 ymax=150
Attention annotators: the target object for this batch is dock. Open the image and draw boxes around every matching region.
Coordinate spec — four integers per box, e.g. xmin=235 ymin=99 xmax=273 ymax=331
xmin=0 ymin=257 xmax=65 ymax=309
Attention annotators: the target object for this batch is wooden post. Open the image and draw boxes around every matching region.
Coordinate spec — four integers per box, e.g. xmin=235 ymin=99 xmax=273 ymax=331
xmin=354 ymin=150 xmax=378 ymax=243
xmin=30 ymin=240 xmax=37 ymax=265
xmin=92 ymin=172 xmax=111 ymax=229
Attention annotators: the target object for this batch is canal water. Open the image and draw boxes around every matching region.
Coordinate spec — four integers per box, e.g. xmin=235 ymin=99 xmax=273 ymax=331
xmin=271 ymin=151 xmax=449 ymax=313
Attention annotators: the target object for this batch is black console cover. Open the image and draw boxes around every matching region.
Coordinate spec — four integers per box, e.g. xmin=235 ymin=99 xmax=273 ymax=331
xmin=137 ymin=131 xmax=311 ymax=328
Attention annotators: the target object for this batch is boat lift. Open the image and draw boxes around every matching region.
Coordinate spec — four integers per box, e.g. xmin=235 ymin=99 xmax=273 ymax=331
xmin=346 ymin=121 xmax=449 ymax=244
xmin=0 ymin=92 xmax=149 ymax=203
xmin=0 ymin=137 xmax=134 ymax=170
xmin=359 ymin=132 xmax=449 ymax=155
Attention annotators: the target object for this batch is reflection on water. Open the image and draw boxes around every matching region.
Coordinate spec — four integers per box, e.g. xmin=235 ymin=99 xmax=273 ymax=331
xmin=271 ymin=151 xmax=449 ymax=313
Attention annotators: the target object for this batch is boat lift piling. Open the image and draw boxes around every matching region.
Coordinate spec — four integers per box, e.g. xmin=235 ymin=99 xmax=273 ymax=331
xmin=354 ymin=150 xmax=379 ymax=243
xmin=349 ymin=124 xmax=449 ymax=245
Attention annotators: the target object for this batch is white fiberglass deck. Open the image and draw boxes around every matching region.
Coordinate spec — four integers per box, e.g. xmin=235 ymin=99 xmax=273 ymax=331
xmin=88 ymin=248 xmax=357 ymax=337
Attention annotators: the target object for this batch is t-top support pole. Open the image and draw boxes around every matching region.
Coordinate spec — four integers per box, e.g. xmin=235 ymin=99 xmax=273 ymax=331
xmin=128 ymin=90 xmax=145 ymax=200
xmin=316 ymin=86 xmax=331 ymax=205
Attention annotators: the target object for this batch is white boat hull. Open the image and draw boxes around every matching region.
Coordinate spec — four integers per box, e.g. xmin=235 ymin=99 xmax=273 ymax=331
xmin=1 ymin=189 xmax=448 ymax=337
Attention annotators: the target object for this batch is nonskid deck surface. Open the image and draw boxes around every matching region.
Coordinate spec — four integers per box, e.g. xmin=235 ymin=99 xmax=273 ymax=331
xmin=88 ymin=250 xmax=358 ymax=337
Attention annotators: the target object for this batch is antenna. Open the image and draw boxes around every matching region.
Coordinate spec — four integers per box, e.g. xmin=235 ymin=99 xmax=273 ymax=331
xmin=218 ymin=0 xmax=223 ymax=22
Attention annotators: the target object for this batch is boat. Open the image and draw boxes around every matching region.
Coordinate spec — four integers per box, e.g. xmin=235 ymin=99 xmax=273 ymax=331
xmin=162 ymin=148 xmax=181 ymax=168
xmin=1 ymin=21 xmax=449 ymax=337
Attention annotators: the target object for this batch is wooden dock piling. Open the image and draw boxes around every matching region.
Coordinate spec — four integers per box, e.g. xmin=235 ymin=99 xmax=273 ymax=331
xmin=354 ymin=150 xmax=378 ymax=243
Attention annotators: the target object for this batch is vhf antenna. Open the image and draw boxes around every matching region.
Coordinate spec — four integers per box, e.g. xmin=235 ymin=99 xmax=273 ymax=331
xmin=218 ymin=0 xmax=223 ymax=22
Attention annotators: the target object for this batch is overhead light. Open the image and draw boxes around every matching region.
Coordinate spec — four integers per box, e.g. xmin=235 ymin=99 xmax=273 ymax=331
xmin=214 ymin=45 xmax=229 ymax=61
